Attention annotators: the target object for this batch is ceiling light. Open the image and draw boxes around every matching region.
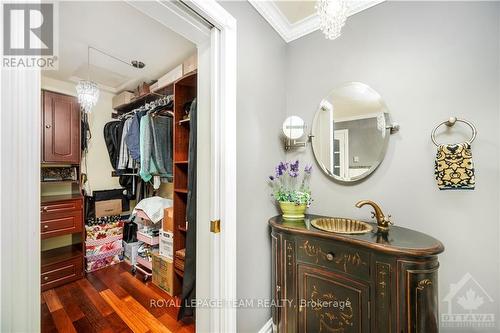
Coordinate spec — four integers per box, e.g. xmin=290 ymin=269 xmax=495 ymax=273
xmin=131 ymin=60 xmax=145 ymax=69
xmin=76 ymin=80 xmax=99 ymax=114
xmin=76 ymin=47 xmax=99 ymax=113
xmin=316 ymin=0 xmax=349 ymax=40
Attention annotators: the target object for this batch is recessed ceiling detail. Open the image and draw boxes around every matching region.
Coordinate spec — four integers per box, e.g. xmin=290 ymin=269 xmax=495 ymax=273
xmin=248 ymin=0 xmax=385 ymax=43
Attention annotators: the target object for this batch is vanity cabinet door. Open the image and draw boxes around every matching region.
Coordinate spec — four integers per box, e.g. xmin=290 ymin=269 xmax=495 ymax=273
xmin=271 ymin=232 xmax=282 ymax=332
xmin=297 ymin=264 xmax=370 ymax=333
xmin=398 ymin=260 xmax=439 ymax=333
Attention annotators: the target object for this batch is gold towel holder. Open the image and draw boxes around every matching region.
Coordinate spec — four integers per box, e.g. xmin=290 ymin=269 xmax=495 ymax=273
xmin=431 ymin=116 xmax=477 ymax=146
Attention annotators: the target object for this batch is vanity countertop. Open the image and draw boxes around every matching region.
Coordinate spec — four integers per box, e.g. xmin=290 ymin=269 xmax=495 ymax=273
xmin=269 ymin=214 xmax=444 ymax=257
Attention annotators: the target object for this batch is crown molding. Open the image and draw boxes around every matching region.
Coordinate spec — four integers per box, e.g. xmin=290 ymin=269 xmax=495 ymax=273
xmin=249 ymin=0 xmax=385 ymax=43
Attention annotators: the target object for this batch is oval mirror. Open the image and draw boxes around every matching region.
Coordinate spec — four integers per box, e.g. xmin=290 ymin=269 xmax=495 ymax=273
xmin=311 ymin=82 xmax=392 ymax=183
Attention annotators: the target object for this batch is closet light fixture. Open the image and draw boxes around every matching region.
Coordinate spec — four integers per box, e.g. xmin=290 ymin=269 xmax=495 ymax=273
xmin=76 ymin=46 xmax=146 ymax=113
xmin=316 ymin=0 xmax=349 ymax=40
xmin=76 ymin=47 xmax=99 ymax=113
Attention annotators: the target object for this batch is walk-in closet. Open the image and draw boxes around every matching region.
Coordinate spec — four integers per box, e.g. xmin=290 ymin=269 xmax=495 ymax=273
xmin=40 ymin=2 xmax=199 ymax=332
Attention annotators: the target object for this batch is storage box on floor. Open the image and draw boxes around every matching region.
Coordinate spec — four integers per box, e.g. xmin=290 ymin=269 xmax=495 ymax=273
xmin=152 ymin=253 xmax=176 ymax=295
xmin=85 ymin=215 xmax=124 ymax=272
xmin=123 ymin=240 xmax=140 ymax=265
xmin=151 ymin=207 xmax=180 ymax=296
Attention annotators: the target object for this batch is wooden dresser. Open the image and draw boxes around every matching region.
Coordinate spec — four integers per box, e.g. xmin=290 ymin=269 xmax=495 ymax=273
xmin=41 ymin=195 xmax=84 ymax=291
xmin=269 ymin=215 xmax=444 ymax=333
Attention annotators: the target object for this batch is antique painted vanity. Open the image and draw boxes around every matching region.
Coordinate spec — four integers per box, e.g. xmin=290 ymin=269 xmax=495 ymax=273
xmin=269 ymin=214 xmax=444 ymax=333
xmin=275 ymin=83 xmax=444 ymax=332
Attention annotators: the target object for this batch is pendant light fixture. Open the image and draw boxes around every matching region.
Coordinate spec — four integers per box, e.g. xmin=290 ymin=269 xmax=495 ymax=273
xmin=76 ymin=46 xmax=146 ymax=113
xmin=76 ymin=47 xmax=99 ymax=113
xmin=316 ymin=0 xmax=349 ymax=40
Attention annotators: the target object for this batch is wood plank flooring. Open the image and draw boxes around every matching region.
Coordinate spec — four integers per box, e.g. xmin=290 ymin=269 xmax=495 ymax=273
xmin=41 ymin=262 xmax=194 ymax=333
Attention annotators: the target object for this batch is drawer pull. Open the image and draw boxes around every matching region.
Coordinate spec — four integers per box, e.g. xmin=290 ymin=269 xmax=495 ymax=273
xmin=326 ymin=252 xmax=335 ymax=261
xmin=42 ymin=207 xmax=48 ymax=212
xmin=44 ymin=276 xmax=49 ymax=281
xmin=43 ymin=225 xmax=49 ymax=229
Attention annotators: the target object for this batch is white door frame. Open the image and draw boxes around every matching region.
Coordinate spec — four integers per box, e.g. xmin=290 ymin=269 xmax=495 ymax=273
xmin=0 ymin=1 xmax=237 ymax=332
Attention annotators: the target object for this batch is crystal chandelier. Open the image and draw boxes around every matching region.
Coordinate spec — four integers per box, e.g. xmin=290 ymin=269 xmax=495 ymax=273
xmin=76 ymin=80 xmax=99 ymax=113
xmin=76 ymin=46 xmax=99 ymax=113
xmin=316 ymin=0 xmax=349 ymax=40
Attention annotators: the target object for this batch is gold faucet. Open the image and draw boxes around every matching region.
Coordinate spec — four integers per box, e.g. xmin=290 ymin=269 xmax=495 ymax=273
xmin=355 ymin=200 xmax=393 ymax=233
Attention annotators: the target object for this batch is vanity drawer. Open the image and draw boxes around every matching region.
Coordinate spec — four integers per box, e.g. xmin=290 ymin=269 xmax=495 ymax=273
xmin=296 ymin=238 xmax=370 ymax=278
xmin=41 ymin=211 xmax=83 ymax=239
xmin=41 ymin=256 xmax=83 ymax=291
xmin=41 ymin=199 xmax=82 ymax=220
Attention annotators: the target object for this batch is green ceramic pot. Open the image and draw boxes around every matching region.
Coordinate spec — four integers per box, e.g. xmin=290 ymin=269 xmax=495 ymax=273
xmin=279 ymin=201 xmax=307 ymax=220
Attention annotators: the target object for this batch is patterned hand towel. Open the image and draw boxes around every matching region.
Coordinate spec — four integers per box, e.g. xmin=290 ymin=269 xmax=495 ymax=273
xmin=435 ymin=142 xmax=475 ymax=190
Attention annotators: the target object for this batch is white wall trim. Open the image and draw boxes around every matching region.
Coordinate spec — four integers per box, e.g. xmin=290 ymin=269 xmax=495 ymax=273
xmin=258 ymin=318 xmax=273 ymax=333
xmin=0 ymin=65 xmax=41 ymax=333
xmin=249 ymin=0 xmax=385 ymax=43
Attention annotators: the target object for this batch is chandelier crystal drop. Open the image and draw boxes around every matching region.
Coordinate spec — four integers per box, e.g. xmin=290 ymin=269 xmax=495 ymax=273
xmin=76 ymin=80 xmax=99 ymax=113
xmin=316 ymin=0 xmax=349 ymax=40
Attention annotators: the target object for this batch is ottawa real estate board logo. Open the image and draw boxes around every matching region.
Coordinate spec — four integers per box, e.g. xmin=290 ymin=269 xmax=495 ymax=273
xmin=441 ymin=273 xmax=495 ymax=329
xmin=2 ymin=3 xmax=58 ymax=69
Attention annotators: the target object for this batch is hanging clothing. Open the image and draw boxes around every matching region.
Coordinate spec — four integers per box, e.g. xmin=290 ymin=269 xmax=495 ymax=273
xmin=139 ymin=114 xmax=156 ymax=182
xmin=117 ymin=117 xmax=133 ymax=170
xmin=179 ymin=98 xmax=197 ymax=320
xmin=140 ymin=113 xmax=174 ymax=182
xmin=103 ymin=121 xmax=124 ymax=170
xmin=151 ymin=115 xmax=173 ymax=179
xmin=81 ymin=113 xmax=91 ymax=153
xmin=126 ymin=111 xmax=145 ymax=162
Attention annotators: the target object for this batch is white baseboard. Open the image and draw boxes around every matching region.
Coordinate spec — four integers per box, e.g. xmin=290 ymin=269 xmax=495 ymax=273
xmin=258 ymin=318 xmax=273 ymax=333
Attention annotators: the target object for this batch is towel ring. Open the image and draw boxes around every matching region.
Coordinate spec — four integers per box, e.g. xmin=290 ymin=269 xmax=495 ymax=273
xmin=431 ymin=117 xmax=477 ymax=146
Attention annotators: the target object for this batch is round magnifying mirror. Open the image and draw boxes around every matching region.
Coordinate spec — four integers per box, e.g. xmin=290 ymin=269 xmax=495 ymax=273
xmin=282 ymin=115 xmax=305 ymax=139
xmin=311 ymin=82 xmax=393 ymax=183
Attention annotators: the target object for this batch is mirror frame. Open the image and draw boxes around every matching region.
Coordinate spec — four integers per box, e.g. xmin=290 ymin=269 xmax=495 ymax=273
xmin=311 ymin=83 xmax=393 ymax=183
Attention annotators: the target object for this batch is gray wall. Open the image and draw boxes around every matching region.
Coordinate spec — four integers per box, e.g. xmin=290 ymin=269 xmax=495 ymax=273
xmin=286 ymin=2 xmax=500 ymax=331
xmin=219 ymin=2 xmax=286 ymax=332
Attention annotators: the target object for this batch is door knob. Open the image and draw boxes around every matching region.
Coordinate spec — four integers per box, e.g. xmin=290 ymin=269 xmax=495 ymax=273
xmin=45 ymin=125 xmax=51 ymax=129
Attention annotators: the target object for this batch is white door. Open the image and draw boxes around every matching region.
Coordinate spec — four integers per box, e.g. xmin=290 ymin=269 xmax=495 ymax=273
xmin=333 ymin=129 xmax=349 ymax=179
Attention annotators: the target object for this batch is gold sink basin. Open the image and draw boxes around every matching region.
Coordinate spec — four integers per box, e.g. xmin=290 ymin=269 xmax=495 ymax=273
xmin=311 ymin=217 xmax=373 ymax=234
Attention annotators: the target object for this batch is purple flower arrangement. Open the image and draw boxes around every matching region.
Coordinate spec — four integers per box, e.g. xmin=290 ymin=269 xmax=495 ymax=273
xmin=268 ymin=160 xmax=313 ymax=206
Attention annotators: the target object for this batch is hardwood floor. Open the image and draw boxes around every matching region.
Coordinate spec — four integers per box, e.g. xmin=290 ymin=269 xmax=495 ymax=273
xmin=41 ymin=262 xmax=195 ymax=333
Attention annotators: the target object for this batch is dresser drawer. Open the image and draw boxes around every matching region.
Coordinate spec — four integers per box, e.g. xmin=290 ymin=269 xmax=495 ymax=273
xmin=41 ymin=211 xmax=83 ymax=239
xmin=296 ymin=238 xmax=370 ymax=278
xmin=41 ymin=256 xmax=83 ymax=291
xmin=41 ymin=199 xmax=82 ymax=220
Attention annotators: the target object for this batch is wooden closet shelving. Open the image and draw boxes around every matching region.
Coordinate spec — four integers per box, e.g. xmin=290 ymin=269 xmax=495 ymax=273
xmin=110 ymin=71 xmax=197 ymax=293
xmin=112 ymin=85 xmax=174 ymax=115
xmin=173 ymin=72 xmax=197 ymax=281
